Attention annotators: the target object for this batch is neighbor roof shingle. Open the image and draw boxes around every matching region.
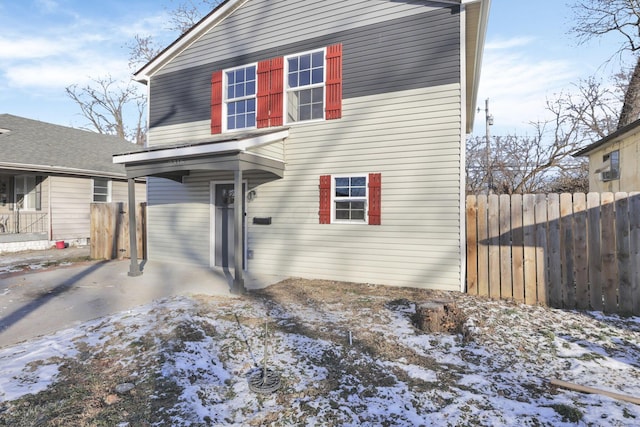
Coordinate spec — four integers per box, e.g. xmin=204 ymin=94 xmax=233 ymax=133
xmin=0 ymin=114 xmax=137 ymax=177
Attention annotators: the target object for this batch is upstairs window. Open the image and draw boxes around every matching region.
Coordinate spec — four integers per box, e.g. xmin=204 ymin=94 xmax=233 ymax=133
xmin=211 ymin=44 xmax=342 ymax=134
xmin=286 ymin=49 xmax=325 ymax=122
xmin=225 ymin=65 xmax=257 ymax=131
xmin=602 ymin=150 xmax=620 ymax=181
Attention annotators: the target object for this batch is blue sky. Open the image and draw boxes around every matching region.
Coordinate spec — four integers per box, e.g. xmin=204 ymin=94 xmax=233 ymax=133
xmin=0 ymin=0 xmax=632 ymax=138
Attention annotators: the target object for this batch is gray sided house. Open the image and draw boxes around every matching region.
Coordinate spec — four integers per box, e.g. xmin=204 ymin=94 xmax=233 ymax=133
xmin=0 ymin=114 xmax=146 ymax=253
xmin=115 ymin=0 xmax=491 ymax=292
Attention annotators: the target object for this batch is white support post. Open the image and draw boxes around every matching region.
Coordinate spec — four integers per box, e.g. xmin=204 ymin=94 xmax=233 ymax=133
xmin=233 ymin=169 xmax=245 ymax=293
xmin=127 ymin=178 xmax=142 ymax=277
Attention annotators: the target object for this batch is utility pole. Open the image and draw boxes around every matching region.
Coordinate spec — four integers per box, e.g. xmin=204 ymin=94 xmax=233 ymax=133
xmin=483 ymin=98 xmax=494 ymax=193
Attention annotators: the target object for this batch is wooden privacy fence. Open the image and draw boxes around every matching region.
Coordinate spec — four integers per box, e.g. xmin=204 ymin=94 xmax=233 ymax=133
xmin=90 ymin=202 xmax=146 ymax=260
xmin=466 ymin=193 xmax=640 ymax=316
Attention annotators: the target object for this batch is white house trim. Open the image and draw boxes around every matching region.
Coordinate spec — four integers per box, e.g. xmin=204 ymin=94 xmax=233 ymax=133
xmin=113 ymin=129 xmax=289 ymax=164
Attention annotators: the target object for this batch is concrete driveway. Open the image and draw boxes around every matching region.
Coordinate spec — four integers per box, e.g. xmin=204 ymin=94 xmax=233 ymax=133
xmin=0 ymin=256 xmax=285 ymax=348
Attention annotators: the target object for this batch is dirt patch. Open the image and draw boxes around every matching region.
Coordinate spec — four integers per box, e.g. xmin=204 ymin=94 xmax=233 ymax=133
xmin=1 ymin=277 xmax=640 ymax=426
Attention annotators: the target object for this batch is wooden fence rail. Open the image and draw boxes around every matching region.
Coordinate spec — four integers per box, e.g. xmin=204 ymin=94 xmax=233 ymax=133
xmin=90 ymin=202 xmax=146 ymax=261
xmin=466 ymin=193 xmax=640 ymax=316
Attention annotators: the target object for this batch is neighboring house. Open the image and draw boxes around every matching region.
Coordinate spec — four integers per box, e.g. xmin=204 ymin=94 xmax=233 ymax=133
xmin=114 ymin=0 xmax=491 ymax=292
xmin=573 ymin=118 xmax=640 ymax=193
xmin=0 ymin=114 xmax=146 ymax=253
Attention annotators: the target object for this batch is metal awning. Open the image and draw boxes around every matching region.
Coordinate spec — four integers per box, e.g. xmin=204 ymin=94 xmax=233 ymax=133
xmin=113 ymin=128 xmax=288 ymax=293
xmin=113 ymin=128 xmax=288 ymax=180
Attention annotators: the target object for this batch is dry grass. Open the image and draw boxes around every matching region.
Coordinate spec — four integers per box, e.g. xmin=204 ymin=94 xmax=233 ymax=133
xmin=1 ymin=278 xmax=639 ymax=426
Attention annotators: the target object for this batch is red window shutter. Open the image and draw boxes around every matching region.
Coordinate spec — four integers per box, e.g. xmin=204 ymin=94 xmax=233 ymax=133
xmin=269 ymin=57 xmax=284 ymax=126
xmin=368 ymin=173 xmax=381 ymax=225
xmin=257 ymin=57 xmax=284 ymax=128
xmin=325 ymin=43 xmax=343 ymax=120
xmin=210 ymin=70 xmax=223 ymax=134
xmin=257 ymin=60 xmax=271 ymax=128
xmin=319 ymin=175 xmax=332 ymax=224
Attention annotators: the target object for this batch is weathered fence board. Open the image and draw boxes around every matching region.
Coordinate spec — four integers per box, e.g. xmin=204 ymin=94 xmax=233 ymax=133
xmin=499 ymin=194 xmax=512 ymax=299
xmin=601 ymin=193 xmax=617 ymax=313
xmin=547 ymin=194 xmax=562 ymax=308
xmin=573 ymin=193 xmax=588 ymax=310
xmin=466 ymin=192 xmax=640 ymax=316
xmin=511 ymin=194 xmax=525 ymax=302
xmin=477 ymin=195 xmax=489 ymax=297
xmin=587 ymin=193 xmax=603 ymax=311
xmin=488 ymin=195 xmax=501 ymax=299
xmin=90 ymin=202 xmax=146 ymax=260
xmin=523 ymin=194 xmax=536 ymax=305
xmin=534 ymin=194 xmax=548 ymax=306
xmin=630 ymin=193 xmax=640 ymax=315
xmin=466 ymin=195 xmax=478 ymax=295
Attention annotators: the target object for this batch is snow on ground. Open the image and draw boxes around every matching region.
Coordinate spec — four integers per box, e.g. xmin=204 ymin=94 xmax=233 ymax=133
xmin=0 ymin=286 xmax=639 ymax=426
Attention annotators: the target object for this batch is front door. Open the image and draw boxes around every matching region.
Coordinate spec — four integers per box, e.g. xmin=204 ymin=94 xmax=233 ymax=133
xmin=213 ymin=183 xmax=245 ymax=268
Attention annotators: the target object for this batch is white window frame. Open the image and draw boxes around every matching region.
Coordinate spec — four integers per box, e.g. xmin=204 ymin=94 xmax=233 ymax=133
xmin=602 ymin=150 xmax=620 ymax=181
xmin=331 ymin=174 xmax=368 ymax=224
xmin=285 ymin=47 xmax=327 ymax=124
xmin=92 ymin=178 xmax=111 ymax=203
xmin=223 ymin=63 xmax=258 ymax=132
xmin=14 ymin=175 xmax=38 ymax=211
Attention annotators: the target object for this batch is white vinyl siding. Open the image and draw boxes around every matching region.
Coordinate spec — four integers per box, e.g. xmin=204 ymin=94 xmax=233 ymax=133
xmin=245 ymin=86 xmax=462 ymax=290
xmin=145 ymin=175 xmax=214 ymax=266
xmin=49 ymin=177 xmax=146 ymax=241
xmin=146 ymin=85 xmax=463 ymax=290
xmin=50 ymin=176 xmax=92 ymax=240
xmin=144 ymin=1 xmax=464 ymax=291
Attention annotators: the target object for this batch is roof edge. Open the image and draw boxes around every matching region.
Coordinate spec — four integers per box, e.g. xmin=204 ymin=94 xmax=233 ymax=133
xmin=465 ymin=0 xmax=491 ymax=134
xmin=133 ymin=0 xmax=247 ymax=82
xmin=573 ymin=117 xmax=640 ymax=157
xmin=0 ymin=162 xmax=128 ymax=180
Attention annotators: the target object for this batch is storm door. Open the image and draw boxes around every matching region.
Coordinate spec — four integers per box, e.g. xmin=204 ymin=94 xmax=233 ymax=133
xmin=213 ymin=183 xmax=245 ymax=268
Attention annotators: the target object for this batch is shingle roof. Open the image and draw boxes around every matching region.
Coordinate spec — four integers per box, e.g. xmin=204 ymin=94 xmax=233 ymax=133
xmin=0 ymin=114 xmax=137 ymax=177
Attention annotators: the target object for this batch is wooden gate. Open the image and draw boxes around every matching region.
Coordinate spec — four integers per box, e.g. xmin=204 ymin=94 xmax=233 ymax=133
xmin=90 ymin=202 xmax=146 ymax=260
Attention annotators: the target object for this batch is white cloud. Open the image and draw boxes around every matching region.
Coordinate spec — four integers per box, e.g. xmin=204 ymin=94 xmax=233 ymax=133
xmin=4 ymin=57 xmax=132 ymax=90
xmin=473 ymin=39 xmax=579 ymax=136
xmin=0 ymin=35 xmax=82 ymax=60
xmin=485 ymin=36 xmax=535 ymax=50
xmin=35 ymin=0 xmax=60 ymax=14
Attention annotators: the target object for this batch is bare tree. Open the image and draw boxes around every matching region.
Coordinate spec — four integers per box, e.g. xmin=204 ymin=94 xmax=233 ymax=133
xmin=128 ymin=0 xmax=224 ymax=70
xmin=68 ymin=1 xmax=223 ymax=143
xmin=571 ymin=0 xmax=640 ymax=128
xmin=66 ymin=76 xmax=146 ymax=145
xmin=466 ymin=76 xmax=619 ymax=194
